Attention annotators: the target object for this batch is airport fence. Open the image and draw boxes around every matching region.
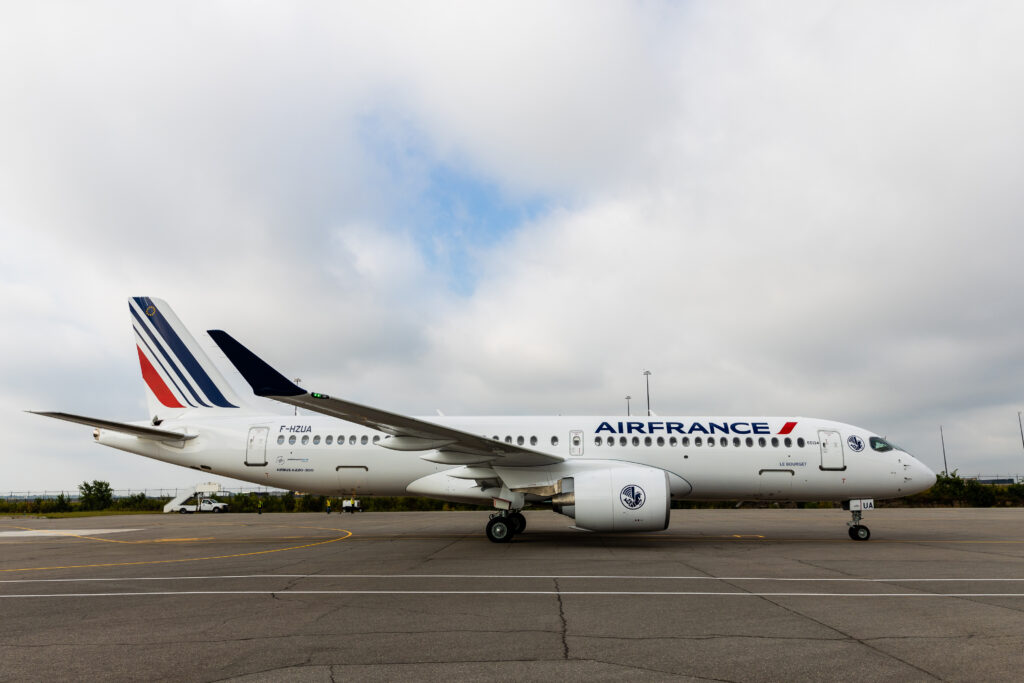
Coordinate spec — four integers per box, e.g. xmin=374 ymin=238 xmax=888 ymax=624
xmin=0 ymin=486 xmax=288 ymax=501
xmin=959 ymin=474 xmax=1024 ymax=484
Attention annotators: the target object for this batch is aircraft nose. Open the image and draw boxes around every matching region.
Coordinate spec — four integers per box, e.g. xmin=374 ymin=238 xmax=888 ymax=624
xmin=910 ymin=457 xmax=937 ymax=492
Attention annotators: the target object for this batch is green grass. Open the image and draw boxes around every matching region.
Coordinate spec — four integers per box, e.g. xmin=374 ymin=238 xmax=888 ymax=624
xmin=0 ymin=510 xmax=166 ymax=519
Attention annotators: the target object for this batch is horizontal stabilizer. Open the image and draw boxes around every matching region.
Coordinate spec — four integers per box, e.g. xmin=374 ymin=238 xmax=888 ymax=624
xmin=28 ymin=411 xmax=196 ymax=443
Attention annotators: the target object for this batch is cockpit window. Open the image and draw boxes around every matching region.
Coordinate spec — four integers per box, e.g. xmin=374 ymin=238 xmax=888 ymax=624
xmin=870 ymin=436 xmax=899 ymax=452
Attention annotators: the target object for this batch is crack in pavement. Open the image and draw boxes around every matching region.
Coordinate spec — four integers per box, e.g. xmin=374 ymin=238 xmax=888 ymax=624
xmin=706 ymin=571 xmax=946 ymax=681
xmin=553 ymin=577 xmax=569 ymax=659
xmin=586 ymin=655 xmax=741 ymax=682
xmin=760 ymin=596 xmax=946 ymax=681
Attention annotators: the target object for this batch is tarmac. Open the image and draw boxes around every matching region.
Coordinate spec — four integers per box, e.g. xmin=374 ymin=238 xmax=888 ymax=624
xmin=2 ymin=508 xmax=1024 ymax=682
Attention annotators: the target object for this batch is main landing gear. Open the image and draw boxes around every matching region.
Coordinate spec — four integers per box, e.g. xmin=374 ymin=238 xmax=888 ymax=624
xmin=486 ymin=511 xmax=526 ymax=543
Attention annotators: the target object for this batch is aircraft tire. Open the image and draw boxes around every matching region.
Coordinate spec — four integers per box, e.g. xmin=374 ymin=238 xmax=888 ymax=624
xmin=508 ymin=512 xmax=526 ymax=535
xmin=851 ymin=525 xmax=870 ymax=541
xmin=486 ymin=517 xmax=514 ymax=543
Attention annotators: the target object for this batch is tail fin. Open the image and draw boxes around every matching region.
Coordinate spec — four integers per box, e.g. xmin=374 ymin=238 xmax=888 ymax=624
xmin=130 ymin=297 xmax=249 ymax=420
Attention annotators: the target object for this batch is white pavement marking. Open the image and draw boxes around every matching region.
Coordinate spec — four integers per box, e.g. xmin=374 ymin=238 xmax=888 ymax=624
xmin=3 ymin=590 xmax=1024 ymax=599
xmin=4 ymin=573 xmax=1024 ymax=584
xmin=0 ymin=529 xmax=142 ymax=538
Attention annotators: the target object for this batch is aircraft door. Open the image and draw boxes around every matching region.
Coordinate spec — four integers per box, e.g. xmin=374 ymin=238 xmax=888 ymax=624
xmin=245 ymin=427 xmax=269 ymax=466
xmin=569 ymin=430 xmax=584 ymax=456
xmin=818 ymin=430 xmax=846 ymax=470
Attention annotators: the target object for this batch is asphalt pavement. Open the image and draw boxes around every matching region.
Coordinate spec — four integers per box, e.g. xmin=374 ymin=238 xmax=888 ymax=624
xmin=2 ymin=508 xmax=1024 ymax=681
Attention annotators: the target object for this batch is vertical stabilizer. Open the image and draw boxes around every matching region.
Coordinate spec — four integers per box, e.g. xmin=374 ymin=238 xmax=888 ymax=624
xmin=130 ymin=297 xmax=249 ymax=420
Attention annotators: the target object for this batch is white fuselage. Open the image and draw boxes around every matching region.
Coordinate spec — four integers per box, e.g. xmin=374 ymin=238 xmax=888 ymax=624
xmin=96 ymin=414 xmax=936 ymax=503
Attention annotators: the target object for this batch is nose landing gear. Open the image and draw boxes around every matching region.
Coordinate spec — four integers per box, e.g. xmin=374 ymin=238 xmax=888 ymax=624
xmin=844 ymin=499 xmax=874 ymax=541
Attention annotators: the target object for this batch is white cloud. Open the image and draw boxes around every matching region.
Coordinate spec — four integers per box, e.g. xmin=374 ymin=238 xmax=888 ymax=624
xmin=2 ymin=1 xmax=1024 ymax=489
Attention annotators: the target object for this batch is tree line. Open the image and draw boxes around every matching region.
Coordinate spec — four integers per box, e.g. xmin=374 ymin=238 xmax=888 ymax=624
xmin=1 ymin=473 xmax=1023 ymax=515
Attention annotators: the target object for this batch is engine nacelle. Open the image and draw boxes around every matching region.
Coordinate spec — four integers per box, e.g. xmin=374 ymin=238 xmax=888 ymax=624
xmin=551 ymin=466 xmax=670 ymax=532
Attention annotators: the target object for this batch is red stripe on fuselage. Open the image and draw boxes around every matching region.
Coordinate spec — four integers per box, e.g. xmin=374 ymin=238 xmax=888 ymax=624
xmin=137 ymin=345 xmax=184 ymax=408
xmin=777 ymin=421 xmax=798 ymax=435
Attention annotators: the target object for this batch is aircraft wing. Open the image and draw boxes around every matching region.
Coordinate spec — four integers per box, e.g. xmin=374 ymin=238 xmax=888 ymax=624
xmin=28 ymin=411 xmax=197 ymax=443
xmin=208 ymin=330 xmax=564 ymax=468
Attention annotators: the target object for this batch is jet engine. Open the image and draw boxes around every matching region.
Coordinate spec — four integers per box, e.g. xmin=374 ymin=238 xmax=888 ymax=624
xmin=551 ymin=466 xmax=671 ymax=532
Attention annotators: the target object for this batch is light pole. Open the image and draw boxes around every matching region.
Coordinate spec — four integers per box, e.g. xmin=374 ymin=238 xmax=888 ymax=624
xmin=940 ymin=425 xmax=948 ymax=475
xmin=1018 ymin=412 xmax=1024 ymax=483
xmin=625 ymin=396 xmax=631 ymax=416
xmin=643 ymin=370 xmax=652 ymax=416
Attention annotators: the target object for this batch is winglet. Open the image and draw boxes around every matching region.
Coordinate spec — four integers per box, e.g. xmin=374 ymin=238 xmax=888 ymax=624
xmin=207 ymin=330 xmax=305 ymax=397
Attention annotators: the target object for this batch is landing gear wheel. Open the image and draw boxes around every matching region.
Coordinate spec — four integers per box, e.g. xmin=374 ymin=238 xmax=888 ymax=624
xmin=508 ymin=512 xmax=526 ymax=535
xmin=846 ymin=506 xmax=870 ymax=541
xmin=486 ymin=516 xmax=514 ymax=543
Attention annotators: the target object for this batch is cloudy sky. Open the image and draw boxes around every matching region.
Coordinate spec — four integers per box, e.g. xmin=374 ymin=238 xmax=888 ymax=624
xmin=3 ymin=1 xmax=1024 ymax=493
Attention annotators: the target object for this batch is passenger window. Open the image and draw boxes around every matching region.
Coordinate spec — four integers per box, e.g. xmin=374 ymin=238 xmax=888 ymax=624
xmin=784 ymin=437 xmax=792 ymax=448
xmin=349 ymin=435 xmax=357 ymax=445
xmin=607 ymin=437 xmax=614 ymax=447
xmin=277 ymin=435 xmax=285 ymax=445
xmin=695 ymin=437 xmax=702 ymax=447
xmin=361 ymin=435 xmax=368 ymax=445
xmin=669 ymin=436 xmax=677 ymax=447
xmin=732 ymin=437 xmax=740 ymax=447
xmin=493 ymin=435 xmax=499 ymax=441
xmin=505 ymin=436 xmax=512 ymax=444
xmin=644 ymin=436 xmax=652 ymax=447
xmin=288 ymin=435 xmax=296 ymax=445
xmin=682 ymin=436 xmax=690 ymax=447
xmin=619 ymin=436 xmax=627 ymax=446
xmin=313 ymin=435 xmax=321 ymax=445
xmin=372 ymin=435 xmax=380 ymax=444
xmin=551 ymin=436 xmax=559 ymax=446
xmin=708 ymin=438 xmax=715 ymax=448
xmin=632 ymin=436 xmax=640 ymax=446
xmin=517 ymin=435 xmax=524 ymax=446
xmin=758 ymin=437 xmax=766 ymax=447
xmin=720 ymin=437 xmax=727 ymax=447
xmin=797 ymin=437 xmax=805 ymax=448
xmin=746 ymin=437 xmax=753 ymax=447
xmin=530 ymin=436 xmax=538 ymax=446
xmin=325 ymin=435 xmax=333 ymax=445
xmin=657 ymin=436 xmax=665 ymax=447
xmin=771 ymin=437 xmax=779 ymax=447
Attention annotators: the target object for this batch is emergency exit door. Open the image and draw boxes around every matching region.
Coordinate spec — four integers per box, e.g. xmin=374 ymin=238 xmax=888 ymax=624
xmin=245 ymin=426 xmax=268 ymax=466
xmin=569 ymin=430 xmax=584 ymax=456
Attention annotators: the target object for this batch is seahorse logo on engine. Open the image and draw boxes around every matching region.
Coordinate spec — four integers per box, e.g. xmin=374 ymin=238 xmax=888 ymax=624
xmin=620 ymin=484 xmax=646 ymax=510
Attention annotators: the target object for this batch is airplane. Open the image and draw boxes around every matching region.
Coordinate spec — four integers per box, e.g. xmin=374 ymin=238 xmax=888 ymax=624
xmin=33 ymin=297 xmax=937 ymax=543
